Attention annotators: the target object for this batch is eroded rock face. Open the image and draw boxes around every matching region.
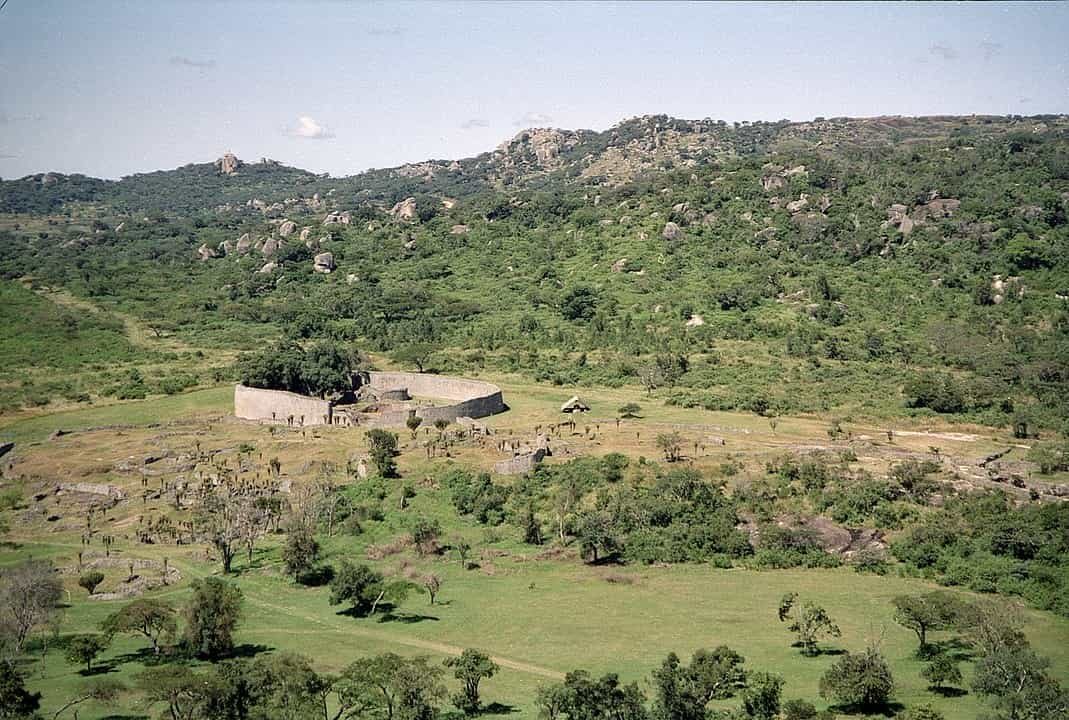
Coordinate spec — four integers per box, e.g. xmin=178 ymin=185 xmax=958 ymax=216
xmin=235 ymin=233 xmax=252 ymax=255
xmin=278 ymin=220 xmax=297 ymax=237
xmin=389 ymin=197 xmax=418 ymax=221
xmin=313 ymin=251 xmax=335 ymax=274
xmin=214 ymin=152 xmax=242 ymax=175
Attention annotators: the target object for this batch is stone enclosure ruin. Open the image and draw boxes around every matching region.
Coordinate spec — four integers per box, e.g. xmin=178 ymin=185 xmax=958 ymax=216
xmin=234 ymin=371 xmax=506 ymax=429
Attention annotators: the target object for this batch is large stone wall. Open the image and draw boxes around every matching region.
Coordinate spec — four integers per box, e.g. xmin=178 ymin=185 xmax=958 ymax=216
xmin=234 ymin=372 xmax=504 ymax=428
xmin=234 ymin=385 xmax=333 ymax=426
xmin=364 ymin=372 xmax=505 ymax=426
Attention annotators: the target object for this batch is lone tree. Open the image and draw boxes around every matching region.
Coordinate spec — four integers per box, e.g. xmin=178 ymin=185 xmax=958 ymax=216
xmin=0 ymin=559 xmax=63 ymax=653
xmin=778 ymin=592 xmax=841 ymax=656
xmin=891 ymin=592 xmax=962 ymax=656
xmin=618 ymin=403 xmax=642 ymax=419
xmin=922 ymin=653 xmax=963 ymax=693
xmin=422 ymin=575 xmax=442 ymax=606
xmin=282 ymin=523 xmax=320 ymax=582
xmin=392 ymin=343 xmax=437 ymax=373
xmin=101 ymin=599 xmax=176 ymax=656
xmin=64 ymin=634 xmax=110 ymax=673
xmin=819 ymin=643 xmax=895 ymax=712
xmin=78 ymin=571 xmax=105 ymax=596
xmin=575 ymin=510 xmax=619 ymax=563
xmin=181 ymin=577 xmax=243 ymax=660
xmin=445 ymin=649 xmax=499 ymax=715
xmin=365 ymin=429 xmax=399 ymax=477
xmin=656 ymin=432 xmax=684 ymax=462
xmin=406 ymin=415 xmax=424 ymax=439
xmin=330 ymin=561 xmax=411 ymax=617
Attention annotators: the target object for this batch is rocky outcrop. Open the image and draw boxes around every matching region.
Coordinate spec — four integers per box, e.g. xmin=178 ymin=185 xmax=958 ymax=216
xmin=235 ymin=233 xmax=252 ymax=255
xmin=323 ymin=211 xmax=351 ymax=226
xmin=278 ymin=220 xmax=297 ymax=237
xmin=786 ymin=194 xmax=809 ymax=213
xmin=389 ymin=197 xmax=418 ymax=221
xmin=214 ymin=152 xmax=242 ymax=175
xmin=685 ymin=314 xmax=705 ymax=327
xmin=313 ymin=251 xmax=335 ymax=273
xmin=762 ymin=174 xmax=785 ymax=192
xmin=258 ymin=262 xmax=278 ymax=274
xmin=450 ymin=224 xmax=470 ymax=235
xmin=495 ymin=128 xmax=586 ymax=171
xmin=611 ymin=257 xmax=629 ymax=273
xmin=662 ymin=222 xmax=682 ymax=241
xmin=197 ymin=244 xmax=217 ymax=261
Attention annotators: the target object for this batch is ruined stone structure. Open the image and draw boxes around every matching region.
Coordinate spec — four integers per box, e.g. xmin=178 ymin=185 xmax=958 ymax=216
xmin=233 ymin=371 xmax=505 ymax=428
xmin=234 ymin=384 xmax=333 ymax=426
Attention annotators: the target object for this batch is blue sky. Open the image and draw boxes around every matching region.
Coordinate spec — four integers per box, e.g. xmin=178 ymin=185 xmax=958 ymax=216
xmin=1 ymin=0 xmax=1067 ymax=179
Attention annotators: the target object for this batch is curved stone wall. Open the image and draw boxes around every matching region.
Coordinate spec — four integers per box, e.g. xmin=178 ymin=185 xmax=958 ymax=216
xmin=234 ymin=384 xmax=332 ymax=426
xmin=364 ymin=371 xmax=505 ymax=426
xmin=234 ymin=372 xmax=505 ymax=428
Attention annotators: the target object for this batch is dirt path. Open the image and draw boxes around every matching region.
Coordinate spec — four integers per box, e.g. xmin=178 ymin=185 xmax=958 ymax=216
xmin=26 ymin=282 xmax=200 ymax=354
xmin=244 ymin=591 xmax=565 ymax=680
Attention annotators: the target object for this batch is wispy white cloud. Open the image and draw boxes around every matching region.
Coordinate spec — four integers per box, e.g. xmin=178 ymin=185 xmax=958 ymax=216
xmin=513 ymin=111 xmax=554 ymax=127
xmin=170 ymin=56 xmax=216 ymax=69
xmin=460 ymin=118 xmax=489 ymax=129
xmin=286 ymin=115 xmax=335 ymax=140
xmin=929 ymin=44 xmax=958 ymax=60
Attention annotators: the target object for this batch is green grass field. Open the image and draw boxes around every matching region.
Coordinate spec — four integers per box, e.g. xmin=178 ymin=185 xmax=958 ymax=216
xmin=1 ymin=376 xmax=1066 ymax=720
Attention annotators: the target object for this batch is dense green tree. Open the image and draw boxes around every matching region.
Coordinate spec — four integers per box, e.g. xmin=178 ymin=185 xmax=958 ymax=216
xmin=182 ymin=577 xmax=243 ymax=660
xmin=0 ymin=661 xmax=41 ymax=719
xmin=282 ymin=523 xmax=321 ymax=581
xmin=891 ymin=592 xmax=963 ymax=655
xmin=445 ymin=649 xmax=499 ymax=715
xmin=921 ymin=653 xmax=962 ymax=692
xmin=101 ymin=598 xmax=176 ymax=656
xmin=78 ymin=571 xmax=105 ymax=595
xmin=537 ymin=670 xmax=647 ymax=720
xmin=741 ymin=672 xmax=784 ymax=720
xmin=336 ymin=653 xmax=447 ymax=720
xmin=366 ymin=429 xmax=399 ymax=477
xmin=819 ymin=644 xmax=895 ymax=711
xmin=651 ymin=647 xmax=747 ymax=720
xmin=64 ymin=634 xmax=110 ymax=673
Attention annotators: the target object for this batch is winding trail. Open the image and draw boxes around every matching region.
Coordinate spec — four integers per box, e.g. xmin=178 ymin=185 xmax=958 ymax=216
xmin=244 ymin=591 xmax=564 ymax=680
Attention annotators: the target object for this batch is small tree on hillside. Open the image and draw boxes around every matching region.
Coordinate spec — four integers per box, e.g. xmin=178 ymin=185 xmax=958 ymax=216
xmin=101 ymin=598 xmax=176 ymax=656
xmin=65 ymin=634 xmax=110 ymax=673
xmin=392 ymin=343 xmax=437 ymax=373
xmin=445 ymin=649 xmax=499 ymax=715
xmin=819 ymin=643 xmax=895 ymax=711
xmin=422 ymin=575 xmax=442 ymax=606
xmin=778 ymin=592 xmax=841 ymax=656
xmin=656 ymin=432 xmax=684 ymax=462
xmin=282 ymin=523 xmax=320 ymax=581
xmin=892 ymin=592 xmax=962 ymax=656
xmin=181 ymin=577 xmax=243 ymax=660
xmin=406 ymin=415 xmax=424 ymax=439
xmin=922 ymin=653 xmax=962 ymax=693
xmin=618 ymin=403 xmax=642 ymax=419
xmin=78 ymin=571 xmax=105 ymax=596
xmin=365 ymin=429 xmax=399 ymax=477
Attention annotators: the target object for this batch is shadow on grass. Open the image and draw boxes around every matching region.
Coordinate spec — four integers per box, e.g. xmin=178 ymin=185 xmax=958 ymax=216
xmin=99 ymin=715 xmax=150 ymax=720
xmin=481 ymin=702 xmax=519 ymax=715
xmin=78 ymin=661 xmax=121 ymax=676
xmin=928 ymin=638 xmax=976 ymax=663
xmin=790 ymin=642 xmax=847 ymax=657
xmin=229 ymin=643 xmax=273 ymax=659
xmin=929 ymin=686 xmax=968 ymax=698
xmin=827 ymin=702 xmax=905 ymax=717
xmin=378 ymin=612 xmax=440 ymax=624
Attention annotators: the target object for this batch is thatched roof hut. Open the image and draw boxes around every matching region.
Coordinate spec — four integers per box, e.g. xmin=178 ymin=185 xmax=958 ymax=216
xmin=560 ymin=395 xmax=590 ymax=413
